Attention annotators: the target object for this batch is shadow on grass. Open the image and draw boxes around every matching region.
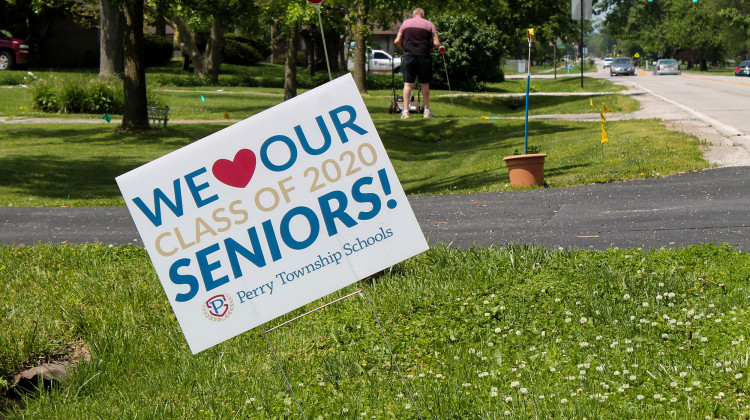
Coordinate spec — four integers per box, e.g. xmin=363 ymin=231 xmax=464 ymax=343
xmin=0 ymin=155 xmax=138 ymax=200
xmin=377 ymin=120 xmax=580 ymax=163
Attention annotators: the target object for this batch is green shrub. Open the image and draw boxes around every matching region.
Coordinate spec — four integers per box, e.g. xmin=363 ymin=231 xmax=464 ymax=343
xmin=430 ymin=14 xmax=505 ymax=91
xmin=366 ymin=72 xmax=395 ymax=90
xmin=223 ymin=34 xmax=263 ymax=66
xmin=143 ymin=34 xmax=175 ymax=67
xmin=27 ymin=77 xmax=166 ymax=114
xmin=86 ymin=81 xmax=123 ymax=114
xmin=58 ymin=79 xmax=90 ymax=113
xmin=0 ymin=71 xmax=25 ymax=86
xmin=30 ymin=78 xmax=59 ymax=112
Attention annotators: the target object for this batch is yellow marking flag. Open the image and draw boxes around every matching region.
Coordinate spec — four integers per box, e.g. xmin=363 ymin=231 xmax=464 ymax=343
xmin=601 ymin=124 xmax=609 ymax=144
xmin=602 ymin=102 xmax=610 ymax=113
xmin=600 ymin=111 xmax=606 ymax=122
xmin=590 ymin=97 xmax=594 ymax=108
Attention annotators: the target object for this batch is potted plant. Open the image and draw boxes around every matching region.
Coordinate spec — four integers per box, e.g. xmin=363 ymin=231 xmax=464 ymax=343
xmin=502 ymin=37 xmax=546 ymax=188
xmin=503 ymin=145 xmax=546 ymax=187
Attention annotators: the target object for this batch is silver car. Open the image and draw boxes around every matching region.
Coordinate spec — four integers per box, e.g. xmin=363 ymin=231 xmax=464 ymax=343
xmin=653 ymin=59 xmax=681 ymax=75
xmin=610 ymin=57 xmax=635 ymax=76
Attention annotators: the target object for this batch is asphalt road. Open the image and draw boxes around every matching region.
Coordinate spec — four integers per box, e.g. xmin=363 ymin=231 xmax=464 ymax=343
xmin=2 ymin=166 xmax=748 ymax=251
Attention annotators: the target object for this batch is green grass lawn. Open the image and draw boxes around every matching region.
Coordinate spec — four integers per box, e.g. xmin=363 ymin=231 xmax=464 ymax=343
xmin=1 ymin=243 xmax=748 ymax=418
xmin=0 ymin=118 xmax=708 ymax=206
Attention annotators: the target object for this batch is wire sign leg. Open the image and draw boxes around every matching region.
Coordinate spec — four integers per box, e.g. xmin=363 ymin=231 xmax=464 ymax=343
xmin=261 ymin=324 xmax=307 ymax=420
xmin=358 ymin=280 xmax=423 ymax=420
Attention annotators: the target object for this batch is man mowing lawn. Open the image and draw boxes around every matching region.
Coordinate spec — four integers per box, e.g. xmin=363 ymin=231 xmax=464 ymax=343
xmin=394 ymin=7 xmax=440 ymax=119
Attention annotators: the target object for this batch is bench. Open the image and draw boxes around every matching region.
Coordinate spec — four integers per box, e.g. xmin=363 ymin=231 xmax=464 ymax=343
xmin=147 ymin=106 xmax=170 ymax=128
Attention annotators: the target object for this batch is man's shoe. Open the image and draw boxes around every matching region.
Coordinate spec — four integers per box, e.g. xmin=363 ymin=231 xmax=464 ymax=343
xmin=401 ymin=110 xmax=410 ymax=119
xmin=423 ymin=109 xmax=436 ymax=118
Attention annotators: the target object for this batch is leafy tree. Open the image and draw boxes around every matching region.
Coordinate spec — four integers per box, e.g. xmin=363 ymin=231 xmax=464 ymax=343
xmin=162 ymin=0 xmax=259 ymax=82
xmin=430 ymin=14 xmax=503 ymax=91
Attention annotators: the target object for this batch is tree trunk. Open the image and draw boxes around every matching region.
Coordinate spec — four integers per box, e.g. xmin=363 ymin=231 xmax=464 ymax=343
xmin=205 ymin=20 xmax=227 ymax=83
xmin=171 ymin=14 xmax=206 ymax=78
xmin=284 ymin=27 xmax=298 ymax=101
xmin=352 ymin=2 xmax=367 ymax=94
xmin=120 ymin=0 xmax=149 ymax=131
xmin=98 ymin=0 xmax=124 ymax=80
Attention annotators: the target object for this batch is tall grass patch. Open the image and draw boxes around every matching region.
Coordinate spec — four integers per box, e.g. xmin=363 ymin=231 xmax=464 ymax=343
xmin=1 ymin=244 xmax=748 ymax=418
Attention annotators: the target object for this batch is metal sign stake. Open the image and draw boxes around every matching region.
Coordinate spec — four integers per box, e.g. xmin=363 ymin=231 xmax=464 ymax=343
xmin=261 ymin=323 xmax=307 ymax=419
xmin=358 ymin=279 xmax=423 ymax=420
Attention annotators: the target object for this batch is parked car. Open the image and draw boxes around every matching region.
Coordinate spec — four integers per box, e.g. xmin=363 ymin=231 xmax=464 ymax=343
xmin=0 ymin=32 xmax=35 ymax=70
xmin=736 ymin=60 xmax=750 ymax=77
xmin=610 ymin=57 xmax=635 ymax=76
xmin=347 ymin=49 xmax=401 ymax=73
xmin=652 ymin=59 xmax=681 ymax=76
xmin=602 ymin=57 xmax=614 ymax=68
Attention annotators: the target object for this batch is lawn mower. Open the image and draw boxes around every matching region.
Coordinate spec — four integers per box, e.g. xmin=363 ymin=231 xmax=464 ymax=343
xmin=388 ymin=53 xmax=424 ymax=114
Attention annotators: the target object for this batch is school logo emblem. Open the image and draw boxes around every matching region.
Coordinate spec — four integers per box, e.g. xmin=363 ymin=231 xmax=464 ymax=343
xmin=202 ymin=294 xmax=235 ymax=322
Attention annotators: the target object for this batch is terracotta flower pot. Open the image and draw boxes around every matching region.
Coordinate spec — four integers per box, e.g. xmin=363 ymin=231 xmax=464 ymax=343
xmin=503 ymin=153 xmax=547 ymax=187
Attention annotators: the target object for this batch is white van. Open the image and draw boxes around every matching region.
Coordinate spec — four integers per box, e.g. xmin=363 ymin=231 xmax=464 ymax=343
xmin=347 ymin=49 xmax=402 ymax=73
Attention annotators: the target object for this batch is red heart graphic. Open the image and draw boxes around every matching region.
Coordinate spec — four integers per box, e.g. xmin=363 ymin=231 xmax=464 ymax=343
xmin=212 ymin=149 xmax=257 ymax=188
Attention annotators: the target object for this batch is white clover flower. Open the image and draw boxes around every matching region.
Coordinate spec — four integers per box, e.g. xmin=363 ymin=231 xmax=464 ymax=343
xmin=736 ymin=373 xmax=744 ymax=379
xmin=579 ymin=342 xmax=589 ymax=348
xmin=495 ymin=327 xmax=502 ymax=333
xmin=580 ymin=317 xmax=588 ymax=324
xmin=490 ymin=389 xmax=499 ymax=397
xmin=510 ymin=381 xmax=520 ymax=388
xmin=642 ymin=302 xmax=649 ymax=307
xmin=614 ymin=371 xmax=621 ymax=376
xmin=679 ymin=372 xmax=687 ymax=377
xmin=560 ymin=398 xmax=568 ymax=403
xmin=629 ymin=375 xmax=636 ymax=381
xmin=405 ymin=404 xmax=411 ymax=409
xmin=596 ymin=365 xmax=605 ymax=372
xmin=654 ymin=394 xmax=662 ymax=399
xmin=565 ymin=318 xmax=572 ymax=323
xmin=505 ymin=396 xmax=512 ymax=403
xmin=520 ymin=388 xmax=528 ymax=394
xmin=637 ymin=395 xmax=644 ymax=400
xmin=462 ymin=383 xmax=471 ymax=387
xmin=656 ymin=295 xmax=663 ymax=301
xmin=701 ymin=337 xmax=708 ymax=342
xmin=671 ymin=397 xmax=677 ymax=402
xmin=516 ymin=330 xmax=522 ymax=336
xmin=596 ymin=335 xmax=603 ymax=340
xmin=623 ymin=294 xmax=631 ymax=300
xmin=692 ymin=380 xmax=701 ymax=386
xmin=626 ymin=347 xmax=634 ymax=353
xmin=483 ymin=300 xmax=489 ymax=305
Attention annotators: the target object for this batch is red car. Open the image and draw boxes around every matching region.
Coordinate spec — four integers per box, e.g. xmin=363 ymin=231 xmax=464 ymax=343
xmin=0 ymin=33 xmax=35 ymax=70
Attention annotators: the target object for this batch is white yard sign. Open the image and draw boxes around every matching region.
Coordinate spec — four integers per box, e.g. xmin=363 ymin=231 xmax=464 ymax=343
xmin=116 ymin=74 xmax=428 ymax=354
